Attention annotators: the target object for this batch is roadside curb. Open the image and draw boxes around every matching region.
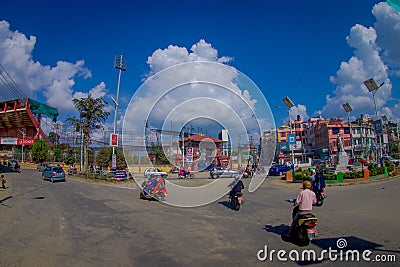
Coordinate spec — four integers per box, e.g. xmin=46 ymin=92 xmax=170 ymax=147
xmin=277 ymin=174 xmax=400 ymax=188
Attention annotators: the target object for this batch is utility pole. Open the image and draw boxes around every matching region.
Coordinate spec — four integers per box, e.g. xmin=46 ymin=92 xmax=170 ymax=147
xmin=112 ymin=55 xmax=126 ymax=171
xmin=20 ymin=128 xmax=26 ymax=163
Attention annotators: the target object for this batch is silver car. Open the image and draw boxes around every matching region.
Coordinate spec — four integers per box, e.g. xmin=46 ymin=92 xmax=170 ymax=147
xmin=42 ymin=166 xmax=66 ymax=183
xmin=37 ymin=163 xmax=50 ymax=172
xmin=210 ymin=167 xmax=238 ymax=179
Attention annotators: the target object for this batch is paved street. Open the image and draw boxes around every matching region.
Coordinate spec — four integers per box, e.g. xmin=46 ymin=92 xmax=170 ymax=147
xmin=0 ymin=168 xmax=399 ymax=267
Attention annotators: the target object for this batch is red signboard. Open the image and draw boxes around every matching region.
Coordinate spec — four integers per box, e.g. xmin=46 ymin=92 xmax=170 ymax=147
xmin=17 ymin=138 xmax=35 ymax=146
xmin=110 ymin=133 xmax=118 ymax=147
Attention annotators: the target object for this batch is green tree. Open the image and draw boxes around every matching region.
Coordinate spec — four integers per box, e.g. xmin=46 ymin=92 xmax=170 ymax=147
xmin=67 ymin=94 xmax=110 ymax=172
xmin=96 ymin=147 xmax=127 ymax=170
xmin=64 ymin=149 xmax=75 ymax=165
xmin=148 ymin=143 xmax=169 ymax=165
xmin=31 ymin=140 xmax=51 ymax=163
xmin=48 ymin=132 xmax=59 ymax=146
xmin=53 ymin=148 xmax=63 ymax=162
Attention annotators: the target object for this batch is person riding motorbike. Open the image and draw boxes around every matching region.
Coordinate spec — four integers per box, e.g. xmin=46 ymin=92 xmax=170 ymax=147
xmin=229 ymin=175 xmax=244 ymax=198
xmin=312 ymin=169 xmax=326 ymax=193
xmin=286 ymin=180 xmax=317 ymax=238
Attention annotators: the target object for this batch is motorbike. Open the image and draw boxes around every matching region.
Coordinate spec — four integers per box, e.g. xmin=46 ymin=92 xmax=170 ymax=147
xmin=314 ymin=190 xmax=326 ymax=206
xmin=139 ymin=189 xmax=155 ymax=200
xmin=291 ymin=211 xmax=318 ymax=246
xmin=229 ymin=192 xmax=243 ymax=211
xmin=242 ymin=169 xmax=252 ymax=178
xmin=178 ymin=171 xmax=195 ymax=179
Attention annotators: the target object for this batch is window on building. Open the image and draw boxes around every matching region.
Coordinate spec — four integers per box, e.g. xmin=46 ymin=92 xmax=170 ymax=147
xmin=332 ymin=127 xmax=339 ymax=135
xmin=344 ymin=128 xmax=350 ymax=134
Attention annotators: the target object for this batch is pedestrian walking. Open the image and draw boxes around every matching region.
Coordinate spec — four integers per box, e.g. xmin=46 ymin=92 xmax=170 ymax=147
xmin=1 ymin=174 xmax=6 ymax=189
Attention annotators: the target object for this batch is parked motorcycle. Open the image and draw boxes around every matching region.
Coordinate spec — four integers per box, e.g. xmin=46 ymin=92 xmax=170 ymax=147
xmin=291 ymin=212 xmax=318 ymax=246
xmin=229 ymin=192 xmax=243 ymax=211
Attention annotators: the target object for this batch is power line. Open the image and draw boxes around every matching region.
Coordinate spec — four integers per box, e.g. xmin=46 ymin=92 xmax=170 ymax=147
xmin=0 ymin=63 xmax=27 ymax=100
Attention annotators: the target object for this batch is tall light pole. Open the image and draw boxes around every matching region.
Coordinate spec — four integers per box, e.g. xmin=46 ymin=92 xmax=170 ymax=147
xmin=112 ymin=55 xmax=126 ymax=171
xmin=342 ymin=103 xmax=354 ymax=158
xmin=181 ymin=128 xmax=185 ymax=169
xmin=20 ymin=128 xmax=26 ymax=163
xmin=363 ymin=78 xmax=384 ymax=164
xmin=282 ymin=96 xmax=295 ymax=165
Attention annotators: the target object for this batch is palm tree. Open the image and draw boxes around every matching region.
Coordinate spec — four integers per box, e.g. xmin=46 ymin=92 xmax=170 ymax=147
xmin=67 ymin=94 xmax=110 ymax=173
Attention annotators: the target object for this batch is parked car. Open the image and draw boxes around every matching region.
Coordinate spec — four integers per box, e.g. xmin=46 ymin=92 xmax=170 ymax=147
xmin=348 ymin=158 xmax=371 ymax=165
xmin=8 ymin=159 xmax=20 ymax=172
xmin=169 ymin=166 xmax=180 ymax=173
xmin=144 ymin=167 xmax=168 ymax=178
xmin=8 ymin=159 xmax=18 ymax=168
xmin=210 ymin=167 xmax=238 ymax=179
xmin=268 ymin=164 xmax=292 ymax=176
xmin=42 ymin=166 xmax=66 ymax=183
xmin=381 ymin=155 xmax=399 ymax=166
xmin=37 ymin=163 xmax=50 ymax=172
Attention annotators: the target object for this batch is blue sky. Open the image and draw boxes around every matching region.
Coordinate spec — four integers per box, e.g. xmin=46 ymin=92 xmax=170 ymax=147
xmin=1 ymin=0 xmax=399 ymax=137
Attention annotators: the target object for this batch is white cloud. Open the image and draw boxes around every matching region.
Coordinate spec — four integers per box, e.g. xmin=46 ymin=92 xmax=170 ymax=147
xmin=373 ymin=2 xmax=400 ymax=68
xmin=124 ymin=40 xmax=274 ymax=145
xmin=146 ymin=39 xmax=232 ymax=77
xmin=0 ymin=20 xmax=93 ymax=113
xmin=319 ymin=2 xmax=399 ymax=123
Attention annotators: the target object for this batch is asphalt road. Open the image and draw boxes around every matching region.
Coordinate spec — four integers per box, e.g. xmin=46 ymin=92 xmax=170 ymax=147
xmin=0 ymin=168 xmax=399 ymax=267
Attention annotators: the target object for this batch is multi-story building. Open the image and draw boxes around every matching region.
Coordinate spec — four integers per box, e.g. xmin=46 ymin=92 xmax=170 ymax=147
xmin=351 ymin=115 xmax=377 ymax=161
xmin=273 ymin=114 xmax=393 ymax=166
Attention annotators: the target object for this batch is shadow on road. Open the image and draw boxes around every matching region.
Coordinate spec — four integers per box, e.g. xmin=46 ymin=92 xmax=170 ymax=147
xmin=0 ymin=165 xmax=21 ymax=173
xmin=264 ymin=224 xmax=290 ymax=235
xmin=312 ymin=236 xmax=400 ymax=254
xmin=0 ymin=195 xmax=13 ymax=208
xmin=218 ymin=200 xmax=235 ymax=210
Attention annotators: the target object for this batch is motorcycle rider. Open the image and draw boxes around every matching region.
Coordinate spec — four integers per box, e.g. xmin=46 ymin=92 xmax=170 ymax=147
xmin=286 ymin=181 xmax=317 ymax=238
xmin=229 ymin=175 xmax=244 ymax=198
xmin=313 ymin=169 xmax=326 ymax=193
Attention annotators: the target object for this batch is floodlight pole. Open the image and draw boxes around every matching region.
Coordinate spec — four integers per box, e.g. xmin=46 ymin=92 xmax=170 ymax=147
xmin=342 ymin=103 xmax=354 ymax=158
xmin=348 ymin=112 xmax=354 ymax=159
xmin=20 ymin=128 xmax=26 ymax=163
xmin=282 ymin=96 xmax=295 ymax=166
xmin=112 ymin=55 xmax=126 ymax=171
xmin=363 ymin=78 xmax=384 ymax=165
xmin=371 ymin=90 xmax=383 ymax=161
xmin=288 ymin=108 xmax=295 ymax=165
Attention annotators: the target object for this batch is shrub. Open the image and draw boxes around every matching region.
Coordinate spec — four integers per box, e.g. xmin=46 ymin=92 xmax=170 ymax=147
xmin=324 ymin=173 xmax=336 ymax=180
xmin=343 ymin=171 xmax=363 ymax=179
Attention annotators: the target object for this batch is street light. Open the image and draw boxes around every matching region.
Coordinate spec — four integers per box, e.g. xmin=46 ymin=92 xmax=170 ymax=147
xmin=282 ymin=96 xmax=295 ymax=165
xmin=19 ymin=128 xmax=26 ymax=163
xmin=112 ymin=55 xmax=126 ymax=171
xmin=363 ymin=78 xmax=385 ymax=164
xmin=341 ymin=103 xmax=354 ymax=158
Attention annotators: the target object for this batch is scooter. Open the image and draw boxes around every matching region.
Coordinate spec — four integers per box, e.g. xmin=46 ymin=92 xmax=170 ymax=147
xmin=229 ymin=192 xmax=243 ymax=211
xmin=291 ymin=212 xmax=318 ymax=246
xmin=178 ymin=171 xmax=195 ymax=179
xmin=314 ymin=190 xmax=326 ymax=207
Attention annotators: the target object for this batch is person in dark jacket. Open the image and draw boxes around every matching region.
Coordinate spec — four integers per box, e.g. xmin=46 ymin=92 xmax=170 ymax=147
xmin=229 ymin=175 xmax=244 ymax=197
xmin=313 ymin=169 xmax=326 ymax=192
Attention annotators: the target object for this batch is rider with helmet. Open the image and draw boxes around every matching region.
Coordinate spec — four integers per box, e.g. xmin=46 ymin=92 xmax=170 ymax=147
xmin=286 ymin=180 xmax=317 ymax=238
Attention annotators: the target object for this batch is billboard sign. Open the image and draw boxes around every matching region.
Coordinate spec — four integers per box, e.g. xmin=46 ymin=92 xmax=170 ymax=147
xmin=1 ymin=138 xmax=17 ymax=145
xmin=374 ymin=119 xmax=382 ymax=134
xmin=288 ymin=134 xmax=296 ymax=145
xmin=110 ymin=133 xmax=118 ymax=147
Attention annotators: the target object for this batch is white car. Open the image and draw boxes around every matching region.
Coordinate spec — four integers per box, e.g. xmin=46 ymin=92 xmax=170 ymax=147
xmin=144 ymin=168 xmax=168 ymax=178
xmin=381 ymin=155 xmax=399 ymax=166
